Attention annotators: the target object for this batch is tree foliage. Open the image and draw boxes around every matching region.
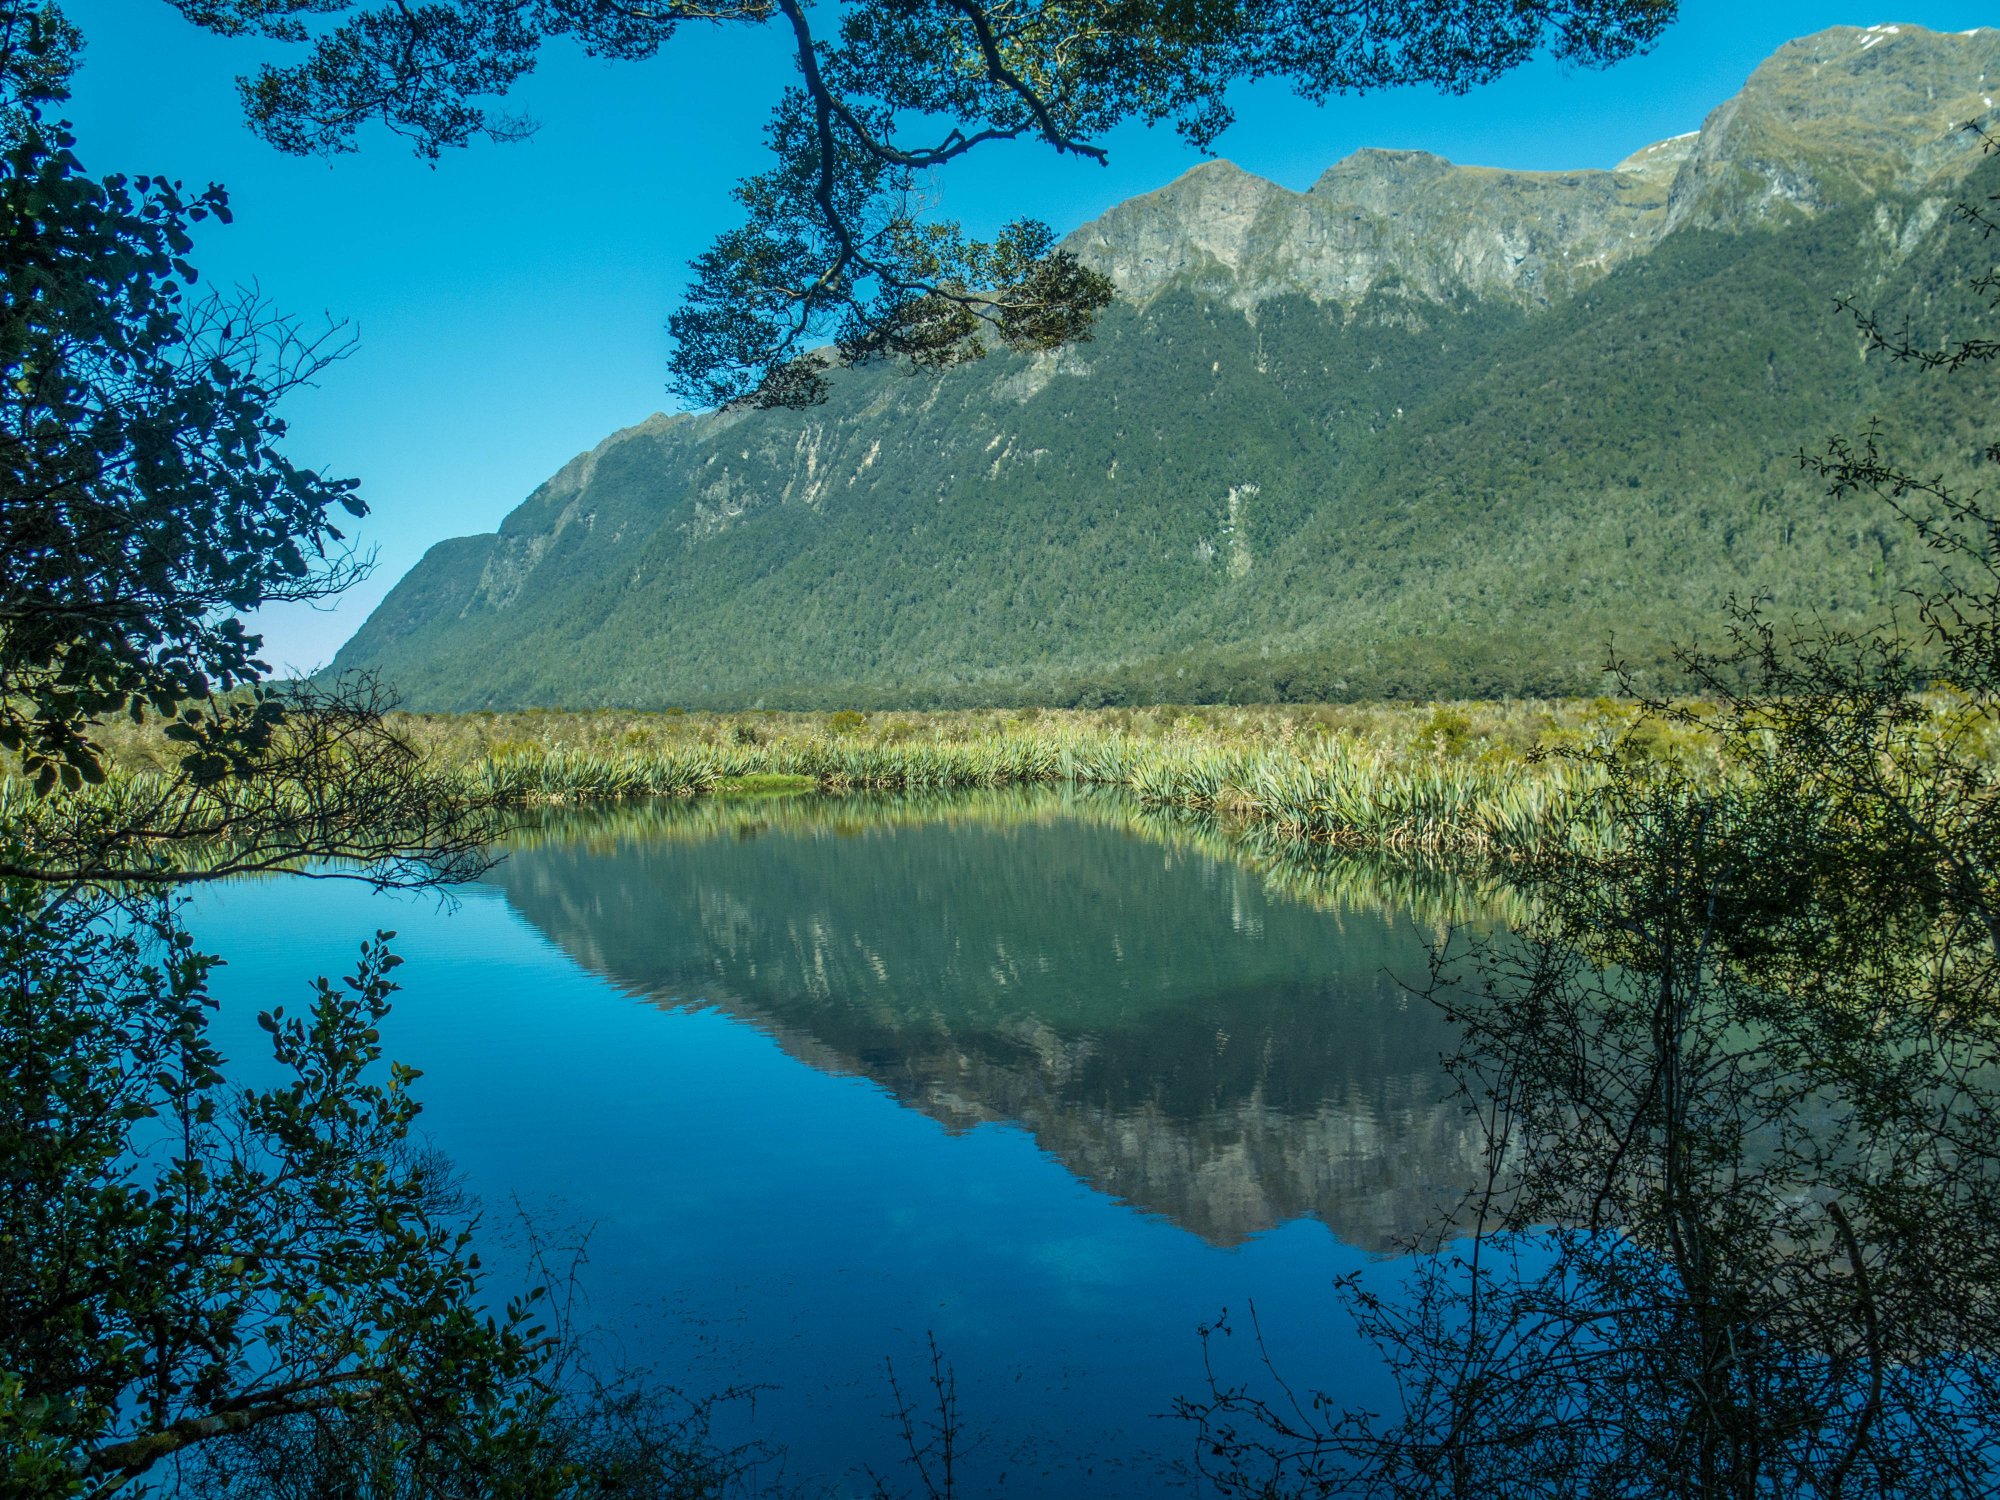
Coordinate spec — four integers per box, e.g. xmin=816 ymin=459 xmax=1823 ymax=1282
xmin=0 ymin=899 xmax=551 ymax=1497
xmin=0 ymin=6 xmax=492 ymax=889
xmin=0 ymin=0 xmax=74 ymax=141
xmin=0 ymin=881 xmax=759 ymax=1498
xmin=1183 ymin=130 xmax=2000 ymax=1499
xmin=0 ymin=10 xmax=645 ymax=1492
xmin=0 ymin=57 xmax=361 ymax=787
xmin=167 ymin=0 xmax=1679 ymax=403
xmin=1187 ymin=762 xmax=2000 ymax=1495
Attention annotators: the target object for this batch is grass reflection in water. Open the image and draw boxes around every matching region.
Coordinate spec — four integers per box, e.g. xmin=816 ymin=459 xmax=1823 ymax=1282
xmin=490 ymin=786 xmax=1506 ymax=1256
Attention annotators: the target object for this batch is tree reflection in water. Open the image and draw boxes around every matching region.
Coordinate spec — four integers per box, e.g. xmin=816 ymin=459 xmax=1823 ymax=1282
xmin=1189 ymin=133 xmax=2000 ymax=1500
xmin=1186 ymin=760 xmax=2000 ymax=1498
xmin=500 ymin=773 xmax=2000 ymax=1493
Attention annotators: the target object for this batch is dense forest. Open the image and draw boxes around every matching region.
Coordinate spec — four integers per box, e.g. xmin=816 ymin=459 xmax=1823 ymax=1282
xmin=334 ymin=26 xmax=2000 ymax=710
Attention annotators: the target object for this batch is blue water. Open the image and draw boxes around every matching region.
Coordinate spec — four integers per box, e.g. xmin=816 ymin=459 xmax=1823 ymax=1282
xmin=185 ymin=794 xmax=1478 ymax=1496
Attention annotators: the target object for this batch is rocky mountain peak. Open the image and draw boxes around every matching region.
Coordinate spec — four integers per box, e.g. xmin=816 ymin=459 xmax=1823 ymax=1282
xmin=1615 ymin=132 xmax=1699 ymax=176
xmin=1063 ymin=24 xmax=2000 ymax=312
xmin=1307 ymin=146 xmax=1457 ymax=197
xmin=1066 ymin=137 xmax=1678 ymax=311
xmin=1058 ymin=159 xmax=1295 ymax=305
xmin=1664 ymin=22 xmax=2000 ymax=230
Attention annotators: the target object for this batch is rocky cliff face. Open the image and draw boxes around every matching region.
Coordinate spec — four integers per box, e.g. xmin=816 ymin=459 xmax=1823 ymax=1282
xmin=1061 ymin=143 xmax=1682 ymax=311
xmin=1667 ymin=24 xmax=2000 ymax=231
xmin=1061 ymin=23 xmax=2000 ymax=311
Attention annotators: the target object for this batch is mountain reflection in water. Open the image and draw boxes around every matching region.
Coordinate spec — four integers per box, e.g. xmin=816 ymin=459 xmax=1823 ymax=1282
xmin=488 ymin=788 xmax=1506 ymax=1251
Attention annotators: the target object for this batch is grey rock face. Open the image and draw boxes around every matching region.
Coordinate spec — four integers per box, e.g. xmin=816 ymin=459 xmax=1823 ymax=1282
xmin=1660 ymin=24 xmax=2000 ymax=230
xmin=1063 ymin=23 xmax=2000 ymax=312
xmin=1061 ymin=147 xmax=1681 ymax=311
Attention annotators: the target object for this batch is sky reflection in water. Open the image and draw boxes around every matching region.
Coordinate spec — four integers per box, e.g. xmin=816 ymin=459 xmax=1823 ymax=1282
xmin=188 ymin=790 xmax=1495 ymax=1497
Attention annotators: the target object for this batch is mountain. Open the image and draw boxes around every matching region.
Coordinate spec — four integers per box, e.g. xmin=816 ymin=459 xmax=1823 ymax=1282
xmin=489 ymin=793 xmax=1488 ymax=1250
xmin=334 ymin=24 xmax=2000 ymax=710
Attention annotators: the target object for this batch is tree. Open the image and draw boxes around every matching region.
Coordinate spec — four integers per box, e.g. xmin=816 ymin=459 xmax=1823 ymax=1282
xmin=1187 ymin=768 xmax=2000 ymax=1496
xmin=0 ymin=10 xmax=643 ymax=1493
xmin=0 ymin=881 xmax=762 ymax=1498
xmin=1 ymin=41 xmax=347 ymax=784
xmin=0 ymin=901 xmax=542 ymax=1496
xmin=0 ymin=5 xmax=488 ymax=888
xmin=166 ymin=0 xmax=1680 ymax=404
xmin=0 ymin=0 xmax=74 ymax=140
xmin=1182 ymin=129 xmax=2000 ymax=1498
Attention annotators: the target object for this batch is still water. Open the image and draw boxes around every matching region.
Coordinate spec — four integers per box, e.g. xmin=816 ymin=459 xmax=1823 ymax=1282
xmin=188 ymin=789 xmax=1499 ymax=1496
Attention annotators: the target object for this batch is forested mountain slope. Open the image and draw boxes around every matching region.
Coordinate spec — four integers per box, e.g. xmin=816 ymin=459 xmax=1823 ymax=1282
xmin=334 ymin=24 xmax=2000 ymax=708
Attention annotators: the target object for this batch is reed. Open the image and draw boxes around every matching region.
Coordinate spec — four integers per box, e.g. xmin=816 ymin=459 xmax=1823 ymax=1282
xmin=33 ymin=697 xmax=1800 ymax=863
xmin=431 ymin=719 xmax=1612 ymax=856
xmin=463 ymin=748 xmax=725 ymax=803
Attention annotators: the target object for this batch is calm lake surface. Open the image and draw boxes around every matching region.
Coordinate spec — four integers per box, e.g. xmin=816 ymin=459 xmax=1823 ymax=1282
xmin=187 ymin=788 xmax=1498 ymax=1497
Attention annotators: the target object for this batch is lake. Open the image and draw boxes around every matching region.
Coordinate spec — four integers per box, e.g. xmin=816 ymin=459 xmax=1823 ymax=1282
xmin=187 ymin=788 xmax=1498 ymax=1497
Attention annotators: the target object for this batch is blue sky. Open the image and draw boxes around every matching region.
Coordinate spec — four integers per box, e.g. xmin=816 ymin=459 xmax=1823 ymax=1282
xmin=57 ymin=3 xmax=2000 ymax=670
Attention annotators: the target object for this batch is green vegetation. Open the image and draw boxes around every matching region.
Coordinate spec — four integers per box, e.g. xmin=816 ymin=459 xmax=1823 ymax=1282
xmin=372 ymin=699 xmax=1707 ymax=770
xmin=49 ymin=687 xmax=1997 ymax=887
xmin=332 ymin=34 xmax=2000 ymax=713
xmin=41 ymin=699 xmax=1685 ymax=862
xmin=719 ymin=772 xmax=817 ymax=795
xmin=357 ymin=701 xmax=1658 ymax=855
xmin=64 ymin=693 xmax=1988 ymax=870
xmin=1187 ymin=135 xmax=2000 ymax=1497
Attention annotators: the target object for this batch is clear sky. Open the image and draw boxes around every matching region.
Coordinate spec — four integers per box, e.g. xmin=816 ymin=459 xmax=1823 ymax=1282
xmin=55 ymin=3 xmax=2000 ymax=671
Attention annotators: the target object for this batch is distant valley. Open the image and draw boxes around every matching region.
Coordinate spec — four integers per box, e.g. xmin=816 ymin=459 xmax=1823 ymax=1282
xmin=335 ymin=23 xmax=2000 ymax=709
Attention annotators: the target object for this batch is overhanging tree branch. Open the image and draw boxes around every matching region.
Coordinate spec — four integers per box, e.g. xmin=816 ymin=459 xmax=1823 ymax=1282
xmin=168 ymin=0 xmax=1681 ymax=404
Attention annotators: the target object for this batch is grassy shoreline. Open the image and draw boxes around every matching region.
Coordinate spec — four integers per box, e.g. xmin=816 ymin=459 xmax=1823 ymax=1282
xmin=40 ymin=700 xmax=1742 ymax=866
xmin=404 ymin=701 xmax=1691 ymax=856
xmin=40 ymin=694 xmax=1992 ymax=881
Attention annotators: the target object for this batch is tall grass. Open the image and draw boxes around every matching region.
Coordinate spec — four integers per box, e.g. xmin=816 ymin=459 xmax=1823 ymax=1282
xmin=422 ymin=711 xmax=1623 ymax=855
xmin=40 ymin=698 xmax=1765 ymax=861
xmin=19 ymin=696 xmax=1990 ymax=898
xmin=463 ymin=748 xmax=727 ymax=803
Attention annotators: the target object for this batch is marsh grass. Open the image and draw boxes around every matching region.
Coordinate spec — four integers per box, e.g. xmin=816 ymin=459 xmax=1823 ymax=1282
xmin=386 ymin=701 xmax=1664 ymax=854
xmin=28 ymin=700 xmax=1698 ymax=862
xmin=53 ymin=695 xmax=1991 ymax=865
